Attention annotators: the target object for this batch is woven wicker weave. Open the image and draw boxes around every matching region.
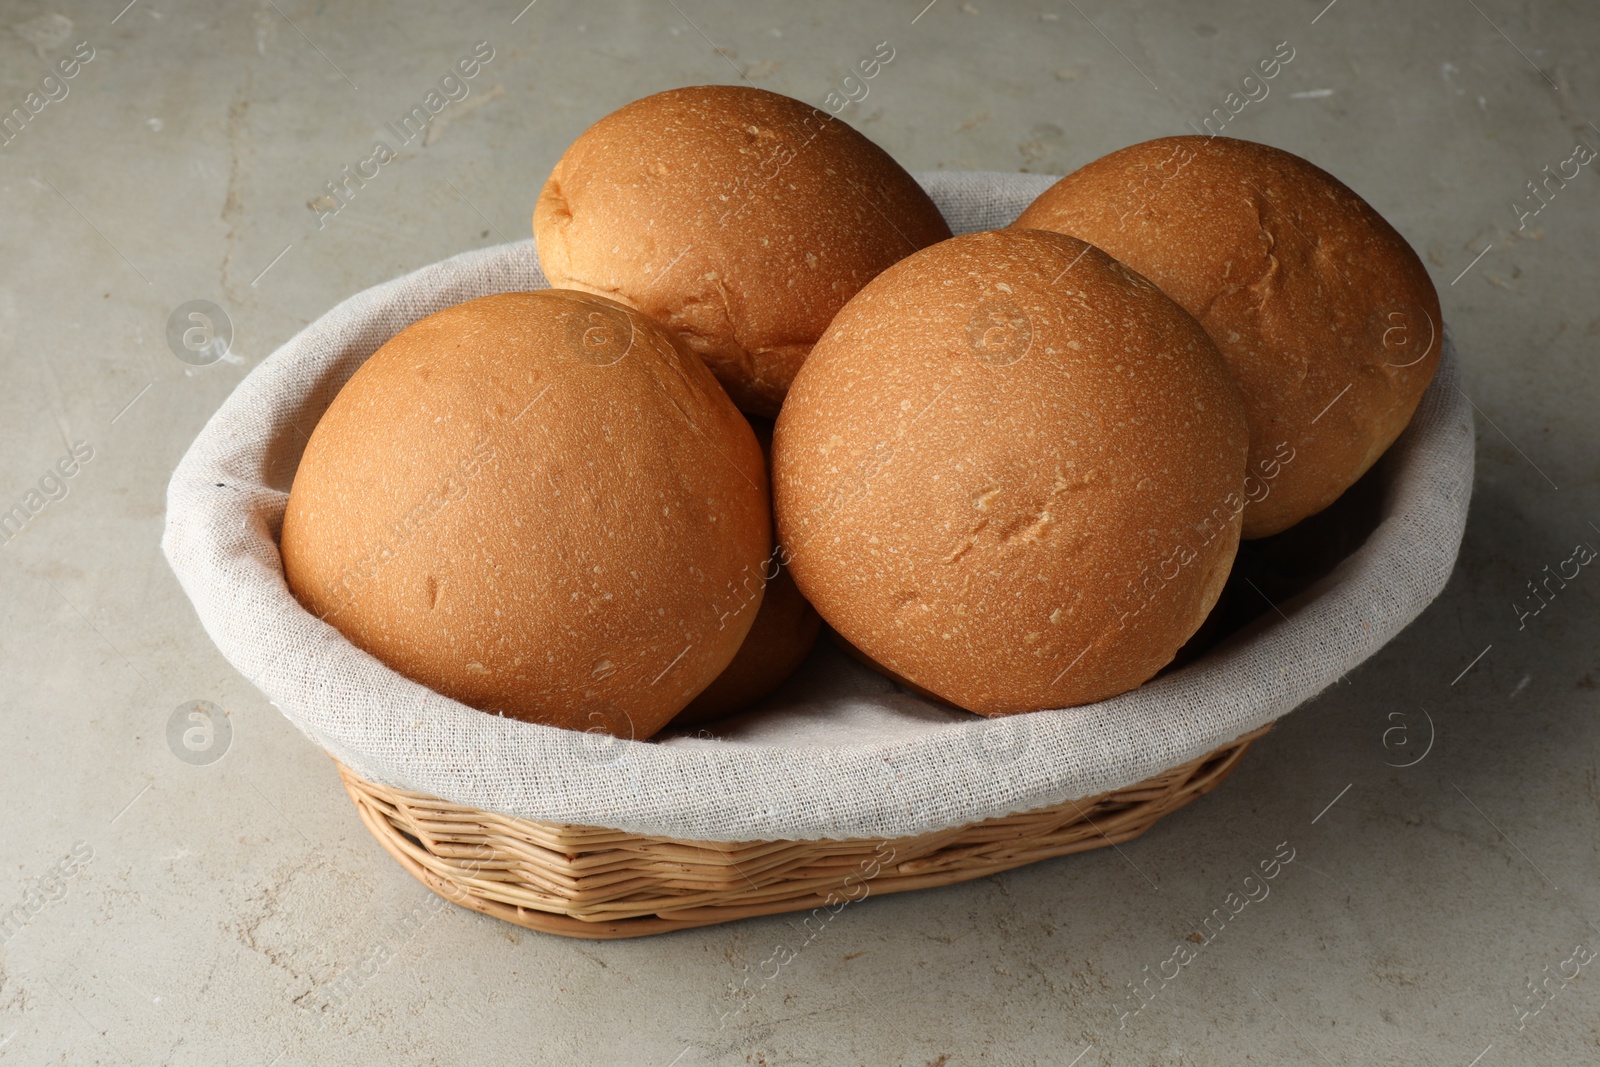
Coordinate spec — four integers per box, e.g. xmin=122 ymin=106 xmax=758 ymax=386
xmin=338 ymin=723 xmax=1268 ymax=938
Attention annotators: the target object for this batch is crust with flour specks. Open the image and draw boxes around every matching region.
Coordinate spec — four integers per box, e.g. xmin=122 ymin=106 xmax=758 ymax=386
xmin=672 ymin=419 xmax=822 ymax=728
xmin=280 ymin=290 xmax=769 ymax=738
xmin=1014 ymin=135 xmax=1442 ymax=538
xmin=772 ymin=229 xmax=1250 ymax=716
xmin=534 ymin=86 xmax=952 ymax=418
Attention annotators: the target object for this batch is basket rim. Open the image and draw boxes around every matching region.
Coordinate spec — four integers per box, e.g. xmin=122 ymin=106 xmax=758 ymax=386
xmin=162 ymin=171 xmax=1475 ymax=843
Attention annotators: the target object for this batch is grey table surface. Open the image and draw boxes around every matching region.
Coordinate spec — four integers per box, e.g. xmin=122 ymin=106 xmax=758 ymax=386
xmin=1 ymin=0 xmax=1597 ymax=1064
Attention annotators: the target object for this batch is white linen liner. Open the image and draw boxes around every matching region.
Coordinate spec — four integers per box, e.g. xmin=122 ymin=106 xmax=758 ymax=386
xmin=162 ymin=172 xmax=1474 ymax=841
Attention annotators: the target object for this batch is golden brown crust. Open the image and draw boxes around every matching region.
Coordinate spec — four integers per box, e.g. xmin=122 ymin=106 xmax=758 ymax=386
xmin=672 ymin=563 xmax=821 ymax=727
xmin=1013 ymin=135 xmax=1441 ymax=537
xmin=534 ymin=85 xmax=952 ymax=417
xmin=280 ymin=290 xmax=769 ymax=738
xmin=772 ymin=229 xmax=1249 ymax=715
xmin=671 ymin=417 xmax=820 ymax=728
xmin=825 ymin=626 xmax=962 ymax=711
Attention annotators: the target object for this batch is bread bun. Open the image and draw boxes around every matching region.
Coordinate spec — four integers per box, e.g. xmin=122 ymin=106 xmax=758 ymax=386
xmin=534 ymin=85 xmax=952 ymax=417
xmin=1013 ymin=136 xmax=1441 ymax=538
xmin=673 ymin=419 xmax=821 ymax=728
xmin=826 ymin=627 xmax=960 ymax=710
xmin=772 ymin=228 xmax=1249 ymax=715
xmin=673 ymin=563 xmax=821 ymax=727
xmin=280 ymin=290 xmax=769 ymax=738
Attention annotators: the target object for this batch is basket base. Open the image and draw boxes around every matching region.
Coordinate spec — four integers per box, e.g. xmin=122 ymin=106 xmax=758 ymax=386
xmin=338 ymin=724 xmax=1269 ymax=939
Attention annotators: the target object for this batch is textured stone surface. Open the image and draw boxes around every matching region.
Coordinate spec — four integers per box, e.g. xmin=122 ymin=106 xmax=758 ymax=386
xmin=0 ymin=1 xmax=1596 ymax=1063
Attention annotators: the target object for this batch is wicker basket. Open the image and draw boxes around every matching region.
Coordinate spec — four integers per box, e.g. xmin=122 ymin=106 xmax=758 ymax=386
xmin=338 ymin=724 xmax=1269 ymax=939
xmin=162 ymin=172 xmax=1473 ymax=944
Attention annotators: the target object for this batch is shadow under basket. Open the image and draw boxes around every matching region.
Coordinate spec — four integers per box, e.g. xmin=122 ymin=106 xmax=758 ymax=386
xmin=338 ymin=723 xmax=1268 ymax=939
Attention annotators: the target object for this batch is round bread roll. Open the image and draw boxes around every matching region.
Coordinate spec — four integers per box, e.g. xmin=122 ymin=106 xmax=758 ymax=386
xmin=1013 ymin=135 xmax=1441 ymax=538
xmin=534 ymin=85 xmax=952 ymax=417
xmin=280 ymin=290 xmax=770 ymax=738
xmin=826 ymin=626 xmax=960 ymax=711
xmin=672 ymin=563 xmax=821 ymax=727
xmin=672 ymin=419 xmax=821 ymax=727
xmin=772 ymin=229 xmax=1250 ymax=715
